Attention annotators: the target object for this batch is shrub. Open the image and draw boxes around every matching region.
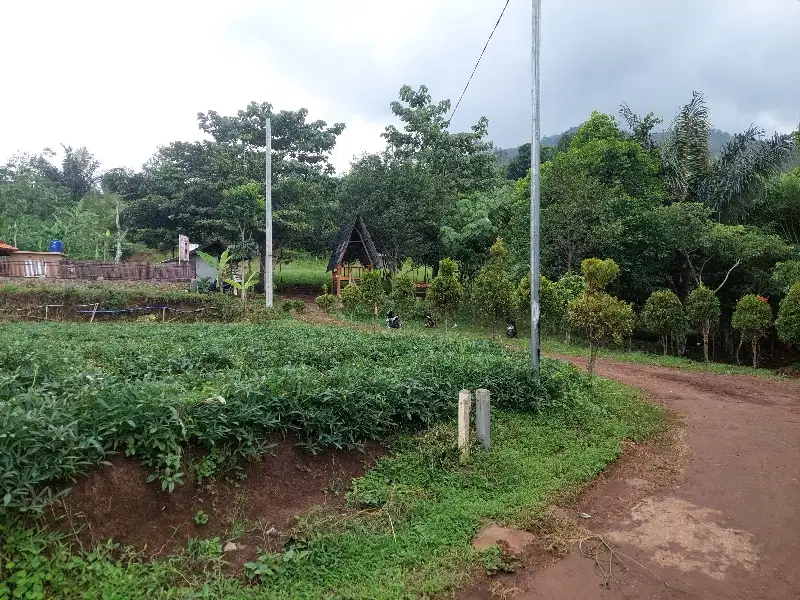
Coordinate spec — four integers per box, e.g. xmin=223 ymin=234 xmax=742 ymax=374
xmin=389 ymin=273 xmax=417 ymax=312
xmin=359 ymin=270 xmax=386 ymax=318
xmin=568 ymin=292 xmax=635 ymax=374
xmin=0 ymin=321 xmax=576 ymax=514
xmin=686 ymin=285 xmax=720 ymax=362
xmin=340 ymin=284 xmax=364 ymax=316
xmin=776 ymin=282 xmax=800 ymax=349
xmin=427 ymin=258 xmax=463 ymax=327
xmin=315 ymin=293 xmax=337 ymax=313
xmin=641 ymin=290 xmax=687 ymax=355
xmin=281 ymin=299 xmax=306 ymax=313
xmin=731 ymin=294 xmax=773 ymax=368
xmin=568 ymin=258 xmax=631 ymax=374
xmin=471 ymin=239 xmax=515 ymax=331
xmin=581 ymin=258 xmax=620 ymax=293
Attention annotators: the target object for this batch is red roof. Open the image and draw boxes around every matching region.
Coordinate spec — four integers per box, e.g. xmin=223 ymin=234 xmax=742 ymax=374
xmin=0 ymin=240 xmax=19 ymax=254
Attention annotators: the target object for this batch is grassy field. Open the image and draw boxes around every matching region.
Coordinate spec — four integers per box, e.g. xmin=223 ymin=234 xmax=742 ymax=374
xmin=0 ymin=320 xmax=664 ymax=599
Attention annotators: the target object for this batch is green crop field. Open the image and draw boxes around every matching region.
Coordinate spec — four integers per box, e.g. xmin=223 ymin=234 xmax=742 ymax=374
xmin=0 ymin=321 xmax=664 ymax=598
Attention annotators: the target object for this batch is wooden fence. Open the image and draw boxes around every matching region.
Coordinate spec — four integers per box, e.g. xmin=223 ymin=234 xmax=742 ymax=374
xmin=0 ymin=259 xmax=195 ymax=281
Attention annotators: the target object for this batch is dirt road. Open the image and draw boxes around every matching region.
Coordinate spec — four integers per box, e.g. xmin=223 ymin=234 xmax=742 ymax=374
xmin=510 ymin=358 xmax=800 ymax=600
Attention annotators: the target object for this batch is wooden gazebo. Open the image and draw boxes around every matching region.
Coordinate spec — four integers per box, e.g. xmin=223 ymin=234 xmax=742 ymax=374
xmin=327 ymin=215 xmax=383 ymax=297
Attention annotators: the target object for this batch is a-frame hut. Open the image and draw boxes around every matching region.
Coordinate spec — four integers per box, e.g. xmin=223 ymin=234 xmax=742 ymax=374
xmin=327 ymin=215 xmax=383 ymax=297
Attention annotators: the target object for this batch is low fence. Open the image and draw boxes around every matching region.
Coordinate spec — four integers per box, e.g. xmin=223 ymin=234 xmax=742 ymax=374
xmin=0 ymin=260 xmax=194 ymax=281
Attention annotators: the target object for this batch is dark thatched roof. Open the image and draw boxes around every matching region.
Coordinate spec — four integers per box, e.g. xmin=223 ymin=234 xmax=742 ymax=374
xmin=326 ymin=215 xmax=383 ymax=272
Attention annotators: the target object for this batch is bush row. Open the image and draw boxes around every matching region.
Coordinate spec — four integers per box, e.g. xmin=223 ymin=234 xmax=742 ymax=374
xmin=0 ymin=321 xmax=582 ymax=514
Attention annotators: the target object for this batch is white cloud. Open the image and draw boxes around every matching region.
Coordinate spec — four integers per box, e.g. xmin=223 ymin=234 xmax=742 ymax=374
xmin=1 ymin=0 xmax=798 ymax=176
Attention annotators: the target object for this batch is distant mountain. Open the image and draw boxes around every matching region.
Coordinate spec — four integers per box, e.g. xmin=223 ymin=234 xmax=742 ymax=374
xmin=495 ymin=127 xmax=736 ymax=163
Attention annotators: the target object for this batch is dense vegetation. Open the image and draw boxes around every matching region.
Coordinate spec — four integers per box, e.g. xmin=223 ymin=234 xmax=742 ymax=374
xmin=0 ymin=320 xmax=574 ymax=514
xmin=2 ymin=86 xmax=799 ymax=357
xmin=0 ymin=320 xmax=664 ymax=598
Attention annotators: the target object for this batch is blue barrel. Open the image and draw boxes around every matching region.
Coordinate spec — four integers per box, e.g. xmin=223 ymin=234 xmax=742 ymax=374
xmin=49 ymin=240 xmax=64 ymax=253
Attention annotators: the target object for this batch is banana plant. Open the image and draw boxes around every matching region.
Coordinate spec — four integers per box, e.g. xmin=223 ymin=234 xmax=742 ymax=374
xmin=197 ymin=248 xmax=232 ymax=293
xmin=226 ymin=269 xmax=260 ymax=315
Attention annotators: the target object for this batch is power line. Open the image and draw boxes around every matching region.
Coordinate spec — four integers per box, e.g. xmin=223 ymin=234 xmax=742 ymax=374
xmin=447 ymin=0 xmax=511 ymax=125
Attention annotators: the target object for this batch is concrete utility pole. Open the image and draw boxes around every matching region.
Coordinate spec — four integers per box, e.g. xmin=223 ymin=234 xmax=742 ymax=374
xmin=265 ymin=117 xmax=273 ymax=308
xmin=530 ymin=0 xmax=542 ymax=371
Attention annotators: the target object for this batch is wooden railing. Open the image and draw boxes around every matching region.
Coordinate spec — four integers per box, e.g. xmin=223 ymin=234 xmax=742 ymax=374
xmin=0 ymin=260 xmax=195 ymax=281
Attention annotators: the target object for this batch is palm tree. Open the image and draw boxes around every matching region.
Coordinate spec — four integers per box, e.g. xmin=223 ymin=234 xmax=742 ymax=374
xmin=659 ymin=92 xmax=795 ymax=222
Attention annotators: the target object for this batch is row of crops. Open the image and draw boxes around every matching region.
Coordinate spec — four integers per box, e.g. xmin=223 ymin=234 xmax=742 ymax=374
xmin=0 ymin=321 xmax=585 ymax=514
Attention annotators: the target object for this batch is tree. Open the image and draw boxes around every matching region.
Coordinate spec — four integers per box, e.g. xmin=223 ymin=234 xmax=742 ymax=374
xmin=731 ymin=294 xmax=773 ymax=368
xmin=753 ymin=168 xmax=800 ymax=245
xmin=388 ymin=273 xmax=416 ymax=313
xmin=686 ymin=285 xmax=721 ymax=362
xmin=226 ymin=270 xmax=259 ymax=315
xmin=427 ymin=258 xmax=463 ymax=328
xmin=567 ymin=258 xmax=634 ymax=374
xmin=771 ymin=260 xmax=800 ymax=294
xmin=197 ymin=248 xmax=233 ymax=292
xmin=776 ymin=282 xmax=800 ymax=350
xmin=505 ymin=143 xmax=557 ymax=180
xmin=471 ymin=238 xmax=515 ymax=333
xmin=60 ymin=145 xmax=100 ymax=201
xmin=341 ymin=283 xmax=364 ymax=317
xmin=641 ymin=290 xmax=687 ymax=355
xmin=660 ymin=92 xmax=795 ymax=221
xmin=359 ymin=270 xmax=386 ymax=318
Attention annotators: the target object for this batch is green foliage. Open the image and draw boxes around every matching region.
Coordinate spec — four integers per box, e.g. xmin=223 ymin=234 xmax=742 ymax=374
xmin=731 ymin=294 xmax=773 ymax=367
xmin=686 ymin=285 xmax=721 ymax=327
xmin=314 ymin=293 xmax=337 ymax=312
xmin=686 ymin=285 xmax=721 ymax=362
xmin=641 ymin=290 xmax=687 ymax=355
xmin=194 ymin=510 xmax=209 ymax=525
xmin=340 ymin=283 xmax=364 ymax=315
xmin=358 ymin=270 xmax=386 ymax=317
xmin=427 ymin=258 xmax=463 ymax=326
xmin=771 ymin=260 xmax=800 ymax=294
xmin=731 ymin=295 xmax=773 ymax=339
xmin=776 ymin=282 xmax=800 ymax=349
xmin=281 ymin=299 xmax=306 ymax=313
xmin=581 ymin=258 xmax=620 ymax=293
xmin=471 ymin=238 xmax=515 ymax=329
xmin=197 ymin=247 xmax=233 ymax=292
xmin=0 ymin=321 xmax=564 ymax=514
xmin=0 ymin=374 xmax=663 ymax=599
xmin=388 ymin=273 xmax=416 ymax=312
xmin=568 ymin=269 xmax=635 ymax=374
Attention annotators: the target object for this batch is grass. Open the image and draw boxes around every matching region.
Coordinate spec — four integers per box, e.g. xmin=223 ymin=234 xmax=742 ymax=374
xmin=275 ymin=258 xmax=431 ymax=290
xmin=539 ymin=338 xmax=786 ymax=380
xmin=1 ymin=371 xmax=664 ymax=599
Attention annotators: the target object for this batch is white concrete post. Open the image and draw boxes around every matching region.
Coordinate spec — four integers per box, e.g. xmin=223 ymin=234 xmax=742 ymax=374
xmin=475 ymin=388 xmax=491 ymax=450
xmin=458 ymin=389 xmax=472 ymax=463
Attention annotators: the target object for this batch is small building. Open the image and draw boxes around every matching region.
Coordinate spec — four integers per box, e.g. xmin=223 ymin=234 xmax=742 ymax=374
xmin=162 ymin=243 xmax=220 ymax=283
xmin=2 ymin=248 xmax=65 ymax=278
xmin=326 ymin=215 xmax=383 ymax=297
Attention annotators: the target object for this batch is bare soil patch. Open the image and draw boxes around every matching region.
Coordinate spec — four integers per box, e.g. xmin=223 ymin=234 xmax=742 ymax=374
xmin=51 ymin=439 xmax=383 ymax=572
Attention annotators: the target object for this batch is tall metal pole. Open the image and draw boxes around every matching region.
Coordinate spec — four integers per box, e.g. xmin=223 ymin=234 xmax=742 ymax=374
xmin=530 ymin=0 xmax=541 ymax=370
xmin=265 ymin=118 xmax=273 ymax=308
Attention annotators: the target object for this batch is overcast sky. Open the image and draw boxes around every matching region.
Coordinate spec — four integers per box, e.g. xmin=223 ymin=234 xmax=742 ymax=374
xmin=2 ymin=0 xmax=799 ymax=174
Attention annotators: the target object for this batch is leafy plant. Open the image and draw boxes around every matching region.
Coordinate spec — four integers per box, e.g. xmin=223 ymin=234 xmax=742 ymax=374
xmin=315 ymin=293 xmax=337 ymax=313
xmin=197 ymin=248 xmax=233 ymax=294
xmin=686 ymin=285 xmax=721 ymax=362
xmin=388 ymin=273 xmax=417 ymax=313
xmin=225 ymin=269 xmax=260 ymax=315
xmin=567 ymin=258 xmax=633 ymax=374
xmin=776 ymin=282 xmax=800 ymax=350
xmin=731 ymin=294 xmax=773 ymax=367
xmin=340 ymin=283 xmax=364 ymax=316
xmin=471 ymin=238 xmax=515 ymax=333
xmin=194 ymin=509 xmax=210 ymax=525
xmin=359 ymin=270 xmax=386 ymax=318
xmin=244 ymin=546 xmax=311 ymax=581
xmin=427 ymin=258 xmax=463 ymax=328
xmin=641 ymin=290 xmax=687 ymax=355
